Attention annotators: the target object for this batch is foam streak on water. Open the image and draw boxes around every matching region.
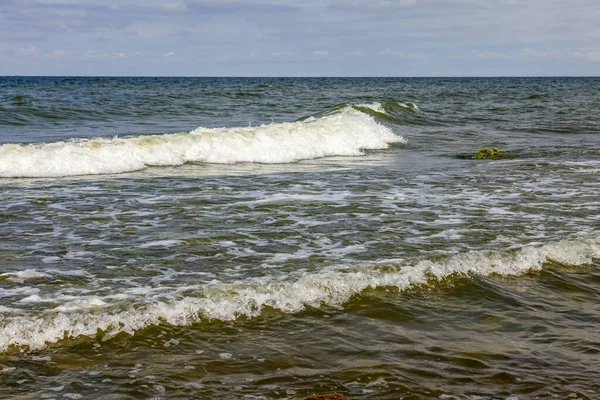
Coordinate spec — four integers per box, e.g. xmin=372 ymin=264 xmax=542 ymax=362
xmin=0 ymin=106 xmax=403 ymax=178
xmin=1 ymin=235 xmax=598 ymax=351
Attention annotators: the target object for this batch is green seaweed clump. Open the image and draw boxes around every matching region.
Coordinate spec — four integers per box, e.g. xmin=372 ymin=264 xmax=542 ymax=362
xmin=472 ymin=147 xmax=502 ymax=159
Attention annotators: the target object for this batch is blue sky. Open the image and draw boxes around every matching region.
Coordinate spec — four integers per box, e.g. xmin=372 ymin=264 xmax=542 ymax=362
xmin=1 ymin=0 xmax=599 ymax=76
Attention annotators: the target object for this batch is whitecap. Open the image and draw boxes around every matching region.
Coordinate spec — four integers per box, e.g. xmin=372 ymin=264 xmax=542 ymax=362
xmin=0 ymin=107 xmax=405 ymax=178
xmin=0 ymin=234 xmax=597 ymax=352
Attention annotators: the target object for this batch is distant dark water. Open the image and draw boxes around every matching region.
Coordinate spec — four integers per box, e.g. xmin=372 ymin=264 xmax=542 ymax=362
xmin=0 ymin=77 xmax=599 ymax=399
xmin=2 ymin=77 xmax=599 ymax=142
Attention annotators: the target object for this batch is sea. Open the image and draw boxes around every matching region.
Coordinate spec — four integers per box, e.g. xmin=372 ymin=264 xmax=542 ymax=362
xmin=0 ymin=77 xmax=599 ymax=400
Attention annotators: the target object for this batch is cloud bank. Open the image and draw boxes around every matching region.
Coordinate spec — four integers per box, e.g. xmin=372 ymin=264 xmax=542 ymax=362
xmin=0 ymin=0 xmax=598 ymax=75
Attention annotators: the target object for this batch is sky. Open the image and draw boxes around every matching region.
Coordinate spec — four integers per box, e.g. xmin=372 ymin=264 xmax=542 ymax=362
xmin=0 ymin=0 xmax=599 ymax=76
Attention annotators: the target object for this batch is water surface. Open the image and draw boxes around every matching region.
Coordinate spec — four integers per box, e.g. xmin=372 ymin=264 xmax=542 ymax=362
xmin=0 ymin=77 xmax=599 ymax=399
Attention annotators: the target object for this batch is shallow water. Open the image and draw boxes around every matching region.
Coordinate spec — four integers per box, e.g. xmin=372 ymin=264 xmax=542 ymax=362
xmin=0 ymin=77 xmax=599 ymax=399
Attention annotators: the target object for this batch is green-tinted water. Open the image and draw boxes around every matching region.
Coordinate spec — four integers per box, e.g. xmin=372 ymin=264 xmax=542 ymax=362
xmin=0 ymin=78 xmax=599 ymax=399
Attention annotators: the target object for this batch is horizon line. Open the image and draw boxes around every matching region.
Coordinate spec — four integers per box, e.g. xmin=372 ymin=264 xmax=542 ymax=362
xmin=1 ymin=75 xmax=599 ymax=79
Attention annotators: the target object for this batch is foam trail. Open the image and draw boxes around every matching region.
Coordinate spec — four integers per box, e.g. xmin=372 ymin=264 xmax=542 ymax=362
xmin=0 ymin=106 xmax=404 ymax=178
xmin=355 ymin=102 xmax=387 ymax=114
xmin=398 ymin=102 xmax=420 ymax=111
xmin=0 ymin=235 xmax=598 ymax=351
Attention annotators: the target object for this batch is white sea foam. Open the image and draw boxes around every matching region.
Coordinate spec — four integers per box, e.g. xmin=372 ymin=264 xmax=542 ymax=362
xmin=0 ymin=269 xmax=49 ymax=283
xmin=356 ymin=102 xmax=387 ymax=114
xmin=0 ymin=106 xmax=404 ymax=178
xmin=0 ymin=235 xmax=598 ymax=351
xmin=52 ymin=298 xmax=108 ymax=312
xmin=138 ymin=240 xmax=185 ymax=248
xmin=398 ymin=102 xmax=420 ymax=111
xmin=18 ymin=294 xmax=48 ymax=304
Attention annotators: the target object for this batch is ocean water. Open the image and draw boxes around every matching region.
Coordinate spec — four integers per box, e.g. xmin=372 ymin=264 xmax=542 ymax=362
xmin=0 ymin=77 xmax=599 ymax=399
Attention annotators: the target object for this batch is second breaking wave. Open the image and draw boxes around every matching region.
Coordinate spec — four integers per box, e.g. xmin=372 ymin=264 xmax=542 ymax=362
xmin=1 ymin=234 xmax=598 ymax=351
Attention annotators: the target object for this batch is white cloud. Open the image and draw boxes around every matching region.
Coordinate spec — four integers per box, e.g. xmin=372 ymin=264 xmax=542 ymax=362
xmin=571 ymin=51 xmax=600 ymax=61
xmin=0 ymin=45 xmax=37 ymax=59
xmin=49 ymin=49 xmax=71 ymax=58
xmin=314 ymin=51 xmax=328 ymax=56
xmin=519 ymin=47 xmax=600 ymax=61
xmin=476 ymin=52 xmax=512 ymax=60
xmin=584 ymin=52 xmax=600 ymax=61
xmin=381 ymin=49 xmax=426 ymax=59
xmin=164 ymin=52 xmax=174 ymax=57
xmin=85 ymin=50 xmax=109 ymax=60
xmin=84 ymin=50 xmax=127 ymax=60
xmin=161 ymin=1 xmax=188 ymax=12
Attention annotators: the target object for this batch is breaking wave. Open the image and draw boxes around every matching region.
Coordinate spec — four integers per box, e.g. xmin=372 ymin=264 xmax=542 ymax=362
xmin=0 ymin=105 xmax=405 ymax=178
xmin=1 ymin=234 xmax=598 ymax=351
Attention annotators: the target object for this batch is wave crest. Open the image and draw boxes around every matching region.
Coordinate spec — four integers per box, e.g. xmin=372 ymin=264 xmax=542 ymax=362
xmin=1 ymin=235 xmax=598 ymax=351
xmin=0 ymin=106 xmax=404 ymax=178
